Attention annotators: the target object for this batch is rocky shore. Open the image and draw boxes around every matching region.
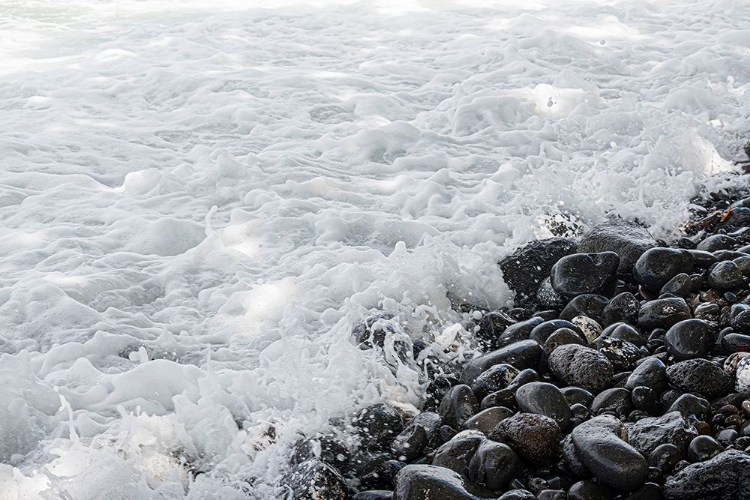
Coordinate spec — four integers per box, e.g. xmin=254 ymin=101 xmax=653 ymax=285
xmin=283 ymin=173 xmax=750 ymax=500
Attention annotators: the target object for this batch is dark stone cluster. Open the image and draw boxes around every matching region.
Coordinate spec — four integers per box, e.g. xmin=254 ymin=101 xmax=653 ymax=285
xmin=283 ymin=192 xmax=750 ymax=500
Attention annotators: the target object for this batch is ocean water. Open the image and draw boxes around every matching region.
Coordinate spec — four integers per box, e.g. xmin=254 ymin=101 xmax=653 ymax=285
xmin=0 ymin=0 xmax=749 ymax=497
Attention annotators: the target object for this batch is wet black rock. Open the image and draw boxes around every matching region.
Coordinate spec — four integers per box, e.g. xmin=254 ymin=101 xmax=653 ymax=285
xmin=631 ymin=386 xmax=660 ymax=415
xmin=697 ymin=234 xmax=737 ymax=252
xmin=515 ymin=382 xmax=571 ymax=428
xmin=489 ymin=413 xmax=562 ymax=465
xmin=291 ymin=435 xmax=350 ymax=468
xmin=664 ymin=319 xmax=713 ymax=360
xmin=353 ymin=452 xmax=405 ymax=490
xmin=354 ymin=404 xmax=404 ymax=450
xmin=666 ymin=359 xmax=733 ymax=398
xmin=391 ymin=412 xmax=441 ymax=461
xmin=663 ymin=450 xmax=750 ymax=500
xmin=568 ymin=480 xmax=616 ymax=500
xmin=542 ymin=328 xmax=587 ymax=359
xmin=707 ymin=261 xmax=744 ymax=290
xmin=591 ymin=388 xmax=633 ymax=419
xmin=470 ymin=363 xmax=519 ymax=400
xmin=601 ymin=292 xmax=640 ymax=326
xmin=286 ymin=459 xmax=348 ymax=500
xmin=497 ymin=317 xmax=545 ymax=347
xmin=571 ymin=415 xmax=648 ymax=491
xmin=648 ymin=443 xmax=682 ymax=476
xmin=687 ymin=435 xmax=724 ymax=463
xmin=460 ymin=340 xmax=541 ymax=385
xmin=537 ymin=490 xmax=566 ymax=500
xmin=439 ymin=385 xmax=478 ymax=429
xmin=561 ymin=386 xmax=594 ymax=407
xmin=577 ymin=220 xmax=656 ymax=275
xmin=550 ymin=252 xmax=620 ymax=296
xmin=627 ymin=411 xmax=698 ymax=457
xmin=530 ymin=319 xmax=582 ymax=345
xmin=595 ymin=337 xmax=639 ymax=372
xmin=475 ymin=310 xmax=516 ymax=350
xmin=722 ymin=332 xmax=750 ymax=352
xmin=464 ymin=407 xmax=513 ymax=435
xmin=548 ymin=344 xmax=614 ymax=393
xmin=623 ymin=483 xmax=664 ymax=500
xmin=659 ymin=273 xmax=693 ymax=297
xmin=499 ymin=238 xmax=578 ymax=304
xmin=667 ymin=393 xmax=710 ymax=421
xmin=638 ymin=297 xmax=692 ymax=330
xmin=499 ymin=490 xmax=536 ymax=500
xmin=394 ymin=464 xmax=478 ymax=500
xmin=685 ymin=249 xmax=717 ymax=268
xmin=560 ymin=294 xmax=610 ymax=322
xmin=601 ymin=322 xmax=645 ymax=346
xmin=633 ymin=248 xmax=694 ymax=291
xmin=468 ymin=440 xmax=522 ymax=491
xmin=432 ymin=431 xmax=484 ymax=478
xmin=353 ymin=491 xmax=393 ymax=500
xmin=537 ymin=278 xmax=567 ymax=308
xmin=625 ymin=357 xmax=668 ymax=393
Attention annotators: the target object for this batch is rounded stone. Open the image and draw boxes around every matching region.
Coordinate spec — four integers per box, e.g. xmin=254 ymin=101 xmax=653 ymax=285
xmin=439 ymin=385 xmax=479 ymax=429
xmin=394 ymin=464 xmax=476 ymax=500
xmin=601 ymin=292 xmax=640 ymax=327
xmin=515 ymin=382 xmax=571 ymax=428
xmin=542 ymin=328 xmax=586 ymax=358
xmin=391 ymin=412 xmax=441 ymax=461
xmin=687 ymin=435 xmax=724 ymax=463
xmin=353 ymin=404 xmax=404 ymax=449
xmin=571 ymin=415 xmax=648 ymax=491
xmin=550 ymin=252 xmax=620 ymax=296
xmin=471 ymin=363 xmax=520 ymax=400
xmin=601 ymin=322 xmax=645 ymax=346
xmin=464 ymin=407 xmax=514 ymax=435
xmin=548 ymin=344 xmax=613 ymax=393
xmin=489 ymin=413 xmax=561 ymax=465
xmin=432 ymin=430 xmax=484 ymax=477
xmin=560 ymin=294 xmax=609 ymax=322
xmin=625 ymin=357 xmax=668 ymax=393
xmin=664 ymin=319 xmax=713 ymax=360
xmin=633 ymin=248 xmax=693 ymax=291
xmin=631 ymin=386 xmax=660 ymax=415
xmin=468 ymin=440 xmax=521 ymax=491
xmin=530 ymin=319 xmax=582 ymax=344
xmin=591 ymin=388 xmax=633 ymax=419
xmin=638 ymin=298 xmax=692 ymax=330
xmin=568 ymin=480 xmax=615 ymax=500
xmin=286 ymin=459 xmax=348 ymax=500
xmin=668 ymin=394 xmax=711 ymax=421
xmin=659 ymin=273 xmax=693 ymax=297
xmin=707 ymin=261 xmax=744 ymax=290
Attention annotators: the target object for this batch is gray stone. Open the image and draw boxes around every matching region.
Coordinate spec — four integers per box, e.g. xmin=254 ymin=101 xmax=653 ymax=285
xmin=571 ymin=415 xmax=648 ymax=491
xmin=548 ymin=344 xmax=613 ymax=393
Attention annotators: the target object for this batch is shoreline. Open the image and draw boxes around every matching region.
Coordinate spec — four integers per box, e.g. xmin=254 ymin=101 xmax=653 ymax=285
xmin=285 ymin=169 xmax=750 ymax=499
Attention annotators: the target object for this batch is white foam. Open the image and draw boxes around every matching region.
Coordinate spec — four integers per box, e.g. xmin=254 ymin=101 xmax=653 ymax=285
xmin=1 ymin=0 xmax=749 ymax=497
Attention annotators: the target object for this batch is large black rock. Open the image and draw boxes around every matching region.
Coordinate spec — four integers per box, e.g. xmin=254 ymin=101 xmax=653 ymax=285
xmin=663 ymin=450 xmax=750 ymax=499
xmin=498 ymin=238 xmax=578 ymax=304
xmin=394 ymin=464 xmax=478 ymax=500
xmin=571 ymin=416 xmax=648 ymax=491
